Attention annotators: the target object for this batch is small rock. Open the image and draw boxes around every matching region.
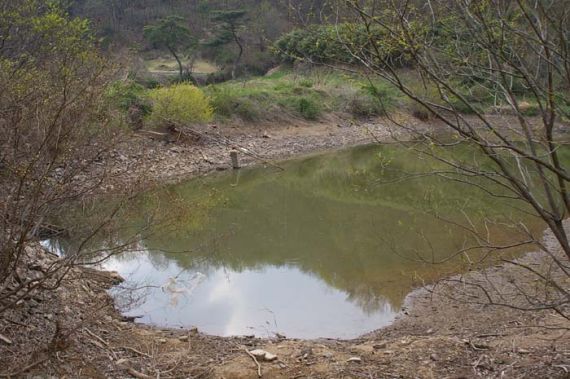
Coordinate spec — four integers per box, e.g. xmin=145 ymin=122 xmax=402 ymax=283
xmin=350 ymin=344 xmax=374 ymax=354
xmin=158 ymin=338 xmax=167 ymax=344
xmin=347 ymin=357 xmax=362 ymax=363
xmin=373 ymin=342 xmax=387 ymax=350
xmin=120 ymin=315 xmax=142 ymax=323
xmin=517 ymin=349 xmax=530 ymax=354
xmin=299 ymin=348 xmax=313 ymax=359
xmin=264 ymin=352 xmax=277 ymax=361
xmin=189 ymin=327 xmax=198 ymax=333
xmin=430 ymin=353 xmax=439 ymax=361
xmin=179 ymin=335 xmax=189 ymax=342
xmin=108 ymin=271 xmax=124 ymax=284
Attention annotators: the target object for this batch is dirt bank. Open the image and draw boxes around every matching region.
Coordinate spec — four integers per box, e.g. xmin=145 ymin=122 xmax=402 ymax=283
xmin=1 ymin=116 xmax=569 ymax=378
xmin=93 ymin=114 xmax=413 ymax=192
xmin=1 ymin=226 xmax=567 ymax=378
xmin=88 ymin=112 xmax=568 ymax=193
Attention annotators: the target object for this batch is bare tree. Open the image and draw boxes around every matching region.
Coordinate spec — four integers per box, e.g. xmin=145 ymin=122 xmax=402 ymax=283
xmin=336 ymin=0 xmax=569 ymax=315
xmin=0 ymin=0 xmax=138 ymax=313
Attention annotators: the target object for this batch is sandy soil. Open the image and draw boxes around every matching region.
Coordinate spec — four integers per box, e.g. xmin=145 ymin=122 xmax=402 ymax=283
xmin=1 ymin=116 xmax=569 ymax=378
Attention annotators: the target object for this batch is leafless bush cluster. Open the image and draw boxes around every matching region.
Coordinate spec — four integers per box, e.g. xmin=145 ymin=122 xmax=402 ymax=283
xmin=0 ymin=0 xmax=124 ymax=312
xmin=340 ymin=0 xmax=569 ymax=316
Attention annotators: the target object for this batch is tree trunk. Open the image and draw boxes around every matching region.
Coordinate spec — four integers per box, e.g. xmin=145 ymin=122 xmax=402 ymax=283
xmin=231 ymin=26 xmax=243 ymax=80
xmin=167 ymin=45 xmax=184 ymax=81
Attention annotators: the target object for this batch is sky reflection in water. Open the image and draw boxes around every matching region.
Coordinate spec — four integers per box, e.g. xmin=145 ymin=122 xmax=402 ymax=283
xmin=105 ymin=250 xmax=396 ymax=339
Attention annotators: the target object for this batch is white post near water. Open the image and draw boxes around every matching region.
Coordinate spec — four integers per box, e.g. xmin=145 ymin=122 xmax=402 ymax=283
xmin=230 ymin=149 xmax=240 ymax=169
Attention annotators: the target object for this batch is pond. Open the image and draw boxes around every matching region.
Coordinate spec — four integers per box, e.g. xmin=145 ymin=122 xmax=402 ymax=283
xmin=50 ymin=143 xmax=553 ymax=339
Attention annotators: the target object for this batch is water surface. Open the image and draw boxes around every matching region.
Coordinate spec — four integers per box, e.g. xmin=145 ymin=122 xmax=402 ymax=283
xmin=54 ymin=143 xmax=552 ymax=338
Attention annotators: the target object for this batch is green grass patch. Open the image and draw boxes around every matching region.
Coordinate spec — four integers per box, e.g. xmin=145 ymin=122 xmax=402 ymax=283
xmin=123 ymin=67 xmax=548 ymax=126
xmin=204 ymin=68 xmax=398 ymax=122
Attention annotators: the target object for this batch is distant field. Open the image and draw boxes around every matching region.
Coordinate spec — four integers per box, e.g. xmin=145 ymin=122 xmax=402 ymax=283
xmin=145 ymin=57 xmax=219 ymax=75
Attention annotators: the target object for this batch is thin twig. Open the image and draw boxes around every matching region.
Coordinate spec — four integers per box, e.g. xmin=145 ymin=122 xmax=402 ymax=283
xmin=245 ymin=348 xmax=262 ymax=378
xmin=0 ymin=357 xmax=48 ymax=378
xmin=126 ymin=367 xmax=154 ymax=379
xmin=119 ymin=345 xmax=152 ymax=358
xmin=83 ymin=327 xmax=108 ymax=346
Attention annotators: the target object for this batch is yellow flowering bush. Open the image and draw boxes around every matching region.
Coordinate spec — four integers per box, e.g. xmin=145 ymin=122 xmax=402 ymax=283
xmin=147 ymin=84 xmax=213 ymax=127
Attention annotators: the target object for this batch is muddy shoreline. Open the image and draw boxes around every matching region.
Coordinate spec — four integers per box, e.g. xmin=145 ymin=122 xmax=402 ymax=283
xmin=96 ymin=115 xmax=411 ymax=193
xmin=97 ymin=113 xmax=567 ymax=193
xmin=1 ymin=117 xmax=569 ymax=378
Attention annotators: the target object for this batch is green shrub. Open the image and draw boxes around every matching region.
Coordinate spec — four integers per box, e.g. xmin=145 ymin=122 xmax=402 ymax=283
xmin=142 ymin=78 xmax=161 ymax=89
xmin=262 ymin=69 xmax=290 ymax=81
xmin=409 ymin=102 xmax=432 ymax=121
xmin=449 ymin=84 xmax=494 ymax=114
xmin=556 ymin=92 xmax=570 ymax=120
xmin=449 ymin=98 xmax=485 ymax=114
xmin=468 ymin=84 xmax=493 ymax=103
xmin=348 ymin=83 xmax=396 ymax=117
xmin=273 ymin=23 xmax=413 ymax=68
xmin=347 ymin=91 xmax=386 ymax=117
xmin=297 ymin=97 xmax=320 ymax=120
xmin=105 ymin=80 xmax=151 ymax=114
xmin=233 ymin=98 xmax=260 ymax=121
xmin=519 ymin=101 xmax=540 ymax=117
xmin=207 ymin=86 xmax=262 ymax=121
xmin=207 ymin=87 xmax=235 ymax=117
xmin=242 ymin=50 xmax=277 ymax=75
xmin=147 ymin=84 xmax=213 ymax=127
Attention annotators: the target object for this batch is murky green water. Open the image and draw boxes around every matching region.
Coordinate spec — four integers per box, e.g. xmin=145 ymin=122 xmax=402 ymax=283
xmin=52 ymin=143 xmax=561 ymax=338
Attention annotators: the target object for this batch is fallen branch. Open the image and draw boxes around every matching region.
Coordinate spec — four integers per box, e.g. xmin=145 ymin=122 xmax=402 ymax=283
xmin=472 ymin=354 xmax=488 ymax=374
xmin=127 ymin=367 xmax=154 ymax=379
xmin=83 ymin=327 xmax=108 ymax=346
xmin=469 ymin=340 xmax=490 ymax=351
xmin=553 ymin=365 xmax=569 ymax=374
xmin=0 ymin=357 xmax=48 ymax=378
xmin=245 ymin=348 xmax=262 ymax=378
xmin=138 ymin=130 xmax=168 ymax=137
xmin=0 ymin=333 xmax=12 ymax=345
xmin=476 ymin=333 xmax=505 ymax=338
xmin=119 ymin=345 xmax=152 ymax=358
